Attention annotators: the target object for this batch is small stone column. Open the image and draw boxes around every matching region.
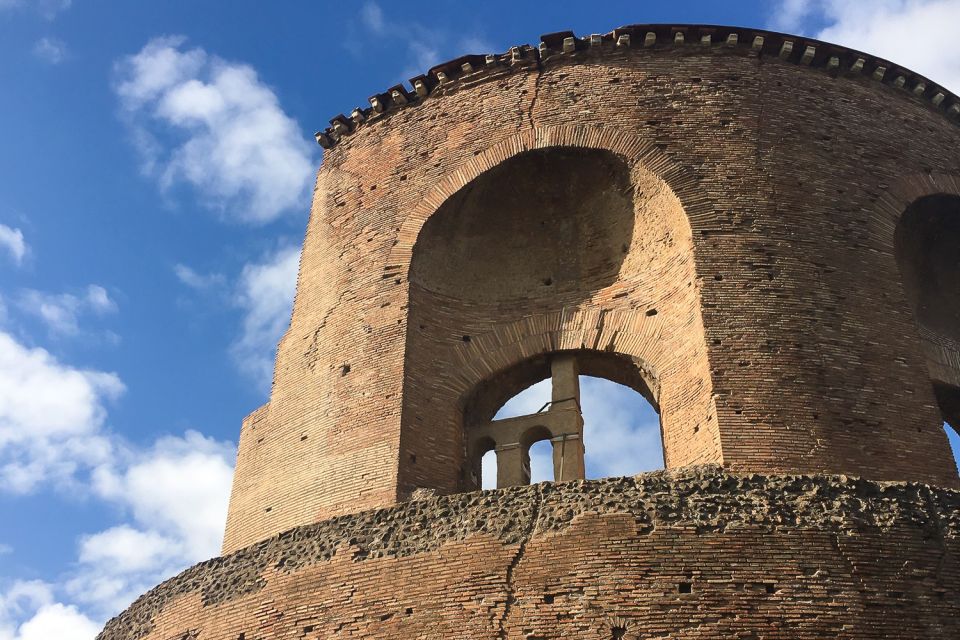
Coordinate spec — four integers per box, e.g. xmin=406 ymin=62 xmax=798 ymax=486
xmin=552 ymin=433 xmax=585 ymax=481
xmin=495 ymin=442 xmax=529 ymax=487
xmin=549 ymin=354 xmax=585 ymax=481
xmin=551 ymin=354 xmax=580 ymax=409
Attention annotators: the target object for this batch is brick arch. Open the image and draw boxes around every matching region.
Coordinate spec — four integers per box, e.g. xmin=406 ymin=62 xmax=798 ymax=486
xmin=451 ymin=306 xmax=663 ymax=411
xmin=878 ymin=172 xmax=960 ymax=434
xmin=387 ymin=124 xmax=712 ymax=270
xmin=876 ymin=172 xmax=960 ymax=222
xmin=448 ymin=307 xmax=703 ymax=469
xmin=397 ymin=130 xmax=723 ymax=495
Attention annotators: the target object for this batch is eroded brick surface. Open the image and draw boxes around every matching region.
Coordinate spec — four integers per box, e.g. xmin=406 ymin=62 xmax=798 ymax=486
xmin=100 ymin=469 xmax=960 ymax=639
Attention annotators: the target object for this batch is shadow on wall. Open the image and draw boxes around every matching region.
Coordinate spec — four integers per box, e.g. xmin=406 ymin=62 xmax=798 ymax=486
xmin=482 ymin=376 xmax=663 ymax=489
xmin=409 ymin=148 xmax=634 ymax=304
xmin=895 ymin=194 xmax=960 ymax=433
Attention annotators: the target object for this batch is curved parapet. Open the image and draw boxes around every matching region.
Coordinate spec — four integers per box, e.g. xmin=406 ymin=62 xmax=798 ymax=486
xmin=315 ymin=24 xmax=960 ymax=149
xmin=102 ymin=468 xmax=960 ymax=639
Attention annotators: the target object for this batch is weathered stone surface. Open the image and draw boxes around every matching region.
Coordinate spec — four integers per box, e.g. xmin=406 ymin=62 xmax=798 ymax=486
xmin=99 ymin=469 xmax=960 ymax=639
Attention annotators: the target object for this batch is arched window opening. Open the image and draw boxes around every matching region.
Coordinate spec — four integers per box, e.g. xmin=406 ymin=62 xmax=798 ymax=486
xmin=472 ymin=436 xmax=496 ymax=491
xmin=480 ymin=449 xmax=497 ymax=490
xmin=895 ymin=194 xmax=960 ymax=430
xmin=527 ymin=440 xmax=554 ymax=484
xmin=522 ymin=426 xmax=555 ymax=485
xmin=469 ymin=351 xmax=662 ymax=490
xmin=581 ymin=376 xmax=663 ymax=478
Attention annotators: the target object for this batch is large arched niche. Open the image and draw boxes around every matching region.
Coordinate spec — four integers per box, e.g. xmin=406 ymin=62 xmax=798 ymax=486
xmin=894 ymin=193 xmax=960 ymax=432
xmin=397 ymin=137 xmax=717 ymax=498
xmin=409 ymin=147 xmax=634 ymax=302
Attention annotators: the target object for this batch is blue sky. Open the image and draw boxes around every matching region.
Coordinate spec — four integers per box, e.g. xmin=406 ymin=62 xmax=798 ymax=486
xmin=1 ymin=1 xmax=959 ymax=637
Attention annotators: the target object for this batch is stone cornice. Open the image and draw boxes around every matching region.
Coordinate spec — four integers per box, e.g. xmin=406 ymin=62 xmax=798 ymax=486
xmin=314 ymin=24 xmax=960 ymax=149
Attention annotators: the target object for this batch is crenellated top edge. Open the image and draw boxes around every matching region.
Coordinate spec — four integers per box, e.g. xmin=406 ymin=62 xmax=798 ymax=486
xmin=314 ymin=23 xmax=960 ymax=149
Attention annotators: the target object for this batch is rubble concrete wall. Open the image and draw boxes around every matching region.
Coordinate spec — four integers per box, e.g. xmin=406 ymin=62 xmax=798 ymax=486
xmin=106 ymin=470 xmax=960 ymax=640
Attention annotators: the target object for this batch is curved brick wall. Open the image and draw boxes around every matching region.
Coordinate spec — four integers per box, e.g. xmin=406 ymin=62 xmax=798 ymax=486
xmin=223 ymin=23 xmax=960 ymax=553
xmin=101 ymin=468 xmax=960 ymax=639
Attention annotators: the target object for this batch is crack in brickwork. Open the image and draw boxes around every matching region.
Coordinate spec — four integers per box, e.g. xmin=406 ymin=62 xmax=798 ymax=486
xmin=496 ymin=483 xmax=543 ymax=639
xmin=99 ymin=469 xmax=960 ymax=640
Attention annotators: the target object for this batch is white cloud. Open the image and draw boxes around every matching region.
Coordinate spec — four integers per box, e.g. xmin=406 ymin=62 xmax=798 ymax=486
xmin=69 ymin=431 xmax=234 ymax=616
xmin=771 ymin=0 xmax=960 ymax=93
xmin=78 ymin=526 xmax=179 ymax=574
xmin=579 ymin=376 xmax=664 ymax=478
xmin=17 ymin=285 xmax=117 ymax=336
xmin=0 ymin=331 xmax=122 ymax=493
xmin=32 ymin=37 xmax=66 ymax=64
xmin=173 ymin=264 xmax=225 ymax=290
xmin=114 ymin=36 xmax=315 ymax=224
xmin=0 ymin=544 xmax=11 ymax=556
xmin=0 ymin=225 xmax=26 ymax=266
xmin=488 ymin=375 xmax=663 ymax=488
xmin=6 ymin=604 xmax=98 ymax=640
xmin=0 ymin=310 xmax=235 ymax=628
xmin=231 ymin=245 xmax=299 ymax=390
xmin=92 ymin=432 xmax=234 ymax=561
xmin=0 ymin=581 xmax=51 ymax=629
xmin=0 ymin=579 xmax=98 ymax=640
xmin=0 ymin=329 xmax=234 ymax=623
xmin=360 ymin=1 xmax=385 ymax=33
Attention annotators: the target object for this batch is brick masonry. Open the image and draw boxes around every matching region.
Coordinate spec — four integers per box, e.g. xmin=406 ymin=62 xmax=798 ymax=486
xmin=222 ymin=25 xmax=960 ymax=553
xmin=99 ymin=468 xmax=960 ymax=639
xmin=98 ymin=23 xmax=960 ymax=640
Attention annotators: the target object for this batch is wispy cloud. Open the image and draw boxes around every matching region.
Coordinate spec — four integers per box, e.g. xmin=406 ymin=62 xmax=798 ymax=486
xmin=231 ymin=245 xmax=300 ymax=391
xmin=0 ymin=580 xmax=99 ymax=640
xmin=352 ymin=1 xmax=495 ymax=82
xmin=173 ymin=264 xmax=225 ymax=290
xmin=114 ymin=36 xmax=316 ymax=224
xmin=74 ymin=431 xmax=234 ymax=617
xmin=770 ymin=0 xmax=960 ymax=93
xmin=17 ymin=285 xmax=117 ymax=337
xmin=0 ymin=225 xmax=27 ymax=267
xmin=32 ymin=37 xmax=67 ymax=64
xmin=0 ymin=326 xmax=235 ymax=627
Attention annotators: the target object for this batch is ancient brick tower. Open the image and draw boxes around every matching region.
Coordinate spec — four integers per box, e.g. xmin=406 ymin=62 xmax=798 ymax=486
xmin=100 ymin=25 xmax=960 ymax=639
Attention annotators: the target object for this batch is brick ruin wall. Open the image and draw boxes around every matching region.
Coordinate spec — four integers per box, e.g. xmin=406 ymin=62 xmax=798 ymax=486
xmin=100 ymin=469 xmax=960 ymax=639
xmin=222 ymin=28 xmax=960 ymax=553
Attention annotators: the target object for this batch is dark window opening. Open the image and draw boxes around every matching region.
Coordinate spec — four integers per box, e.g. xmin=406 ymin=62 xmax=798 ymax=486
xmin=895 ymin=194 xmax=960 ymax=469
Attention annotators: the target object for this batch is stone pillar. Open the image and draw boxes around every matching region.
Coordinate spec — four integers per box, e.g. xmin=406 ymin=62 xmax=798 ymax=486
xmin=495 ymin=442 xmax=528 ymax=487
xmin=552 ymin=433 xmax=585 ymax=482
xmin=551 ymin=354 xmax=580 ymax=410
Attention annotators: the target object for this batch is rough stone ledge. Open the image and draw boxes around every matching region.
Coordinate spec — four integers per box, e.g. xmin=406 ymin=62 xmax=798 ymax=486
xmin=97 ymin=466 xmax=960 ymax=640
xmin=314 ymin=23 xmax=960 ymax=149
